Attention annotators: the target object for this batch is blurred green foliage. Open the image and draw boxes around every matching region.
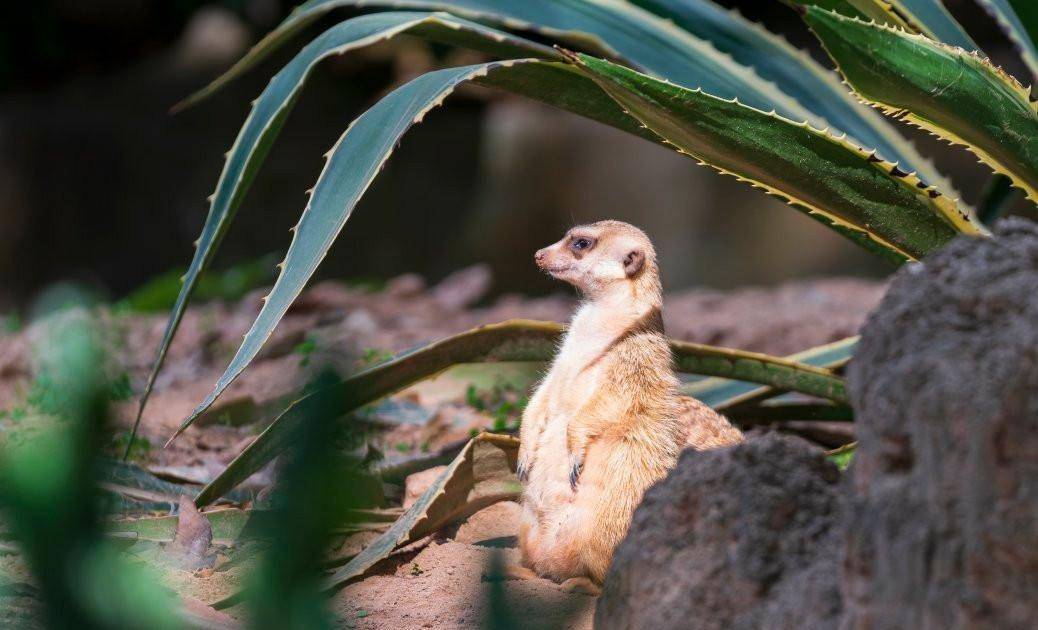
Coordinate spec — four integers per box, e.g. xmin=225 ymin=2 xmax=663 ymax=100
xmin=0 ymin=290 xmax=373 ymax=628
xmin=115 ymin=253 xmax=279 ymax=313
xmin=294 ymin=337 xmax=318 ymax=367
xmin=114 ymin=253 xmax=391 ymax=315
xmin=0 ymin=299 xmax=179 ymax=629
xmin=465 ymin=382 xmax=528 ymax=433
xmin=108 ymin=430 xmax=152 ymax=463
xmin=244 ymin=370 xmax=364 ymax=630
xmin=2 ymin=313 xmax=22 ymax=334
xmin=357 ymin=347 xmax=394 ymax=368
xmin=826 ymin=442 xmax=856 ymax=471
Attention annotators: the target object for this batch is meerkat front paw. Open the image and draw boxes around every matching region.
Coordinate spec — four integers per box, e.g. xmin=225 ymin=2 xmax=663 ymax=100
xmin=515 ymin=443 xmax=532 ymax=482
xmin=568 ymin=455 xmax=583 ymax=491
xmin=516 ymin=459 xmax=530 ymax=482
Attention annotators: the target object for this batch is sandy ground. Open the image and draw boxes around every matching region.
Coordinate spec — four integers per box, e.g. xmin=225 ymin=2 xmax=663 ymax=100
xmin=334 ymin=505 xmax=595 ymax=630
xmin=0 ymin=269 xmax=883 ymax=628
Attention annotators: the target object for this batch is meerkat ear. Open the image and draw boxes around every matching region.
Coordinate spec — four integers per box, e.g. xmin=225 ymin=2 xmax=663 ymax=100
xmin=623 ymin=249 xmax=645 ymax=278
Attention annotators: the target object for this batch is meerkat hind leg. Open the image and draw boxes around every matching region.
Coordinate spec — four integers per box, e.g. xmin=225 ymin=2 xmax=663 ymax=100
xmin=491 ymin=565 xmax=539 ymax=582
xmin=559 ymin=577 xmax=601 ymax=596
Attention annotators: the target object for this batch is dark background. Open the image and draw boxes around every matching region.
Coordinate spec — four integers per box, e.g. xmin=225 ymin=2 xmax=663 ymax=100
xmin=0 ymin=0 xmax=1032 ymax=311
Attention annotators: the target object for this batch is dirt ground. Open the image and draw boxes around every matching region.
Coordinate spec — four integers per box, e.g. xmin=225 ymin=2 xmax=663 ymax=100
xmin=0 ymin=268 xmax=883 ymax=627
xmin=333 ymin=509 xmax=596 ymax=629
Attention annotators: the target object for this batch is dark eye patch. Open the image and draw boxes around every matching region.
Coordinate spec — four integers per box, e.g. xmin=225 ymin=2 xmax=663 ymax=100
xmin=569 ymin=235 xmax=596 ymax=255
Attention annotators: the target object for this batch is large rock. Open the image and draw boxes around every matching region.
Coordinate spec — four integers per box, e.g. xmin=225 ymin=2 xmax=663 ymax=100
xmin=844 ymin=218 xmax=1038 ymax=629
xmin=596 ymin=433 xmax=842 ymax=630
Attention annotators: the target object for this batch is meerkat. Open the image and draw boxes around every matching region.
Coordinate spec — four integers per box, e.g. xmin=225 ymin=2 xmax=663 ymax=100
xmin=514 ymin=220 xmax=743 ymax=592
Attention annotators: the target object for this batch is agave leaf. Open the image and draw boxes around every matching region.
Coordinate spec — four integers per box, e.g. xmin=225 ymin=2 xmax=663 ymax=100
xmin=781 ymin=0 xmax=909 ymax=28
xmin=98 ymin=459 xmax=251 ymax=507
xmin=670 ymin=339 xmax=849 ymax=402
xmin=374 ymin=436 xmax=470 ymax=484
xmin=805 ymin=7 xmax=1038 ymax=203
xmin=975 ymin=0 xmax=1038 ymax=80
xmin=195 ymin=0 xmax=951 ymax=185
xmin=169 ymin=57 xmax=667 ymax=444
xmin=630 ymin=0 xmax=958 ymax=202
xmin=178 ymin=40 xmax=900 ymax=443
xmin=191 ymin=319 xmax=556 ymax=506
xmin=104 ymin=507 xmax=395 ymax=543
xmin=178 ymin=0 xmax=815 ymax=123
xmin=193 ymin=321 xmax=848 ymax=506
xmin=568 ymin=52 xmax=978 ymax=257
xmin=886 ymin=0 xmax=977 ymax=50
xmin=683 ymin=336 xmax=857 ymax=409
xmin=324 ymin=433 xmax=520 ymax=590
xmin=172 ymin=2 xmax=606 ymax=112
xmin=129 ymin=12 xmax=561 ymax=455
xmin=209 ymin=434 xmax=520 ymax=607
xmin=786 ymin=0 xmax=976 ymax=49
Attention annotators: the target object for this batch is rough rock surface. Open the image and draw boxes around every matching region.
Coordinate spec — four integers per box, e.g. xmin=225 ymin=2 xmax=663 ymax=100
xmin=596 ymin=433 xmax=842 ymax=630
xmin=843 ymin=218 xmax=1038 ymax=629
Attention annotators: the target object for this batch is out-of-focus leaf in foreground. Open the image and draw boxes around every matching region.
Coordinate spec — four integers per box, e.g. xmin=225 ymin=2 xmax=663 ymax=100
xmin=0 ymin=296 xmax=178 ymax=629
xmin=826 ymin=441 xmax=857 ymax=470
xmin=242 ymin=370 xmax=362 ymax=630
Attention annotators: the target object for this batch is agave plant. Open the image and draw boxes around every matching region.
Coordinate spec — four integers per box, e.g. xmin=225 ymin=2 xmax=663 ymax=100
xmin=131 ymin=0 xmax=1038 ymax=467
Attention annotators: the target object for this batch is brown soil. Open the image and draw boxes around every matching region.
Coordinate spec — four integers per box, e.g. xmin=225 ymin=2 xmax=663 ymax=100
xmin=335 ymin=531 xmax=595 ymax=629
xmin=0 ymin=269 xmax=884 ymax=628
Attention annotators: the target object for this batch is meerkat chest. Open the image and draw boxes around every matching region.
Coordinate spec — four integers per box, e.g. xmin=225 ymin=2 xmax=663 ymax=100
xmin=544 ymin=360 xmax=606 ymax=419
xmin=544 ymin=311 xmax=615 ymax=407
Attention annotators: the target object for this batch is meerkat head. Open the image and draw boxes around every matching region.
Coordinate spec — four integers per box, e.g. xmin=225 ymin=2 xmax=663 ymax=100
xmin=535 ymin=220 xmax=660 ymax=300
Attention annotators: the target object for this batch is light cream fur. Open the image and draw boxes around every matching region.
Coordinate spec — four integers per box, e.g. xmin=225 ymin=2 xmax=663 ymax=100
xmin=517 ymin=221 xmax=744 ymax=586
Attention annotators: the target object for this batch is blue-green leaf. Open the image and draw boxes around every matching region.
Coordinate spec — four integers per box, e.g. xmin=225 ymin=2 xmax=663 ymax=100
xmin=890 ymin=0 xmax=977 ymax=50
xmin=684 ymin=336 xmax=857 ymax=408
xmin=786 ymin=0 xmax=977 ymax=50
xmin=133 ymin=12 xmax=559 ymax=448
xmin=805 ymin=7 xmax=1038 ymax=203
xmin=180 ymin=0 xmax=813 ymax=122
xmin=568 ymin=52 xmax=977 ymax=257
xmin=975 ymin=0 xmax=1038 ymax=80
xmin=167 ymin=61 xmax=527 ymax=444
xmin=194 ymin=322 xmax=850 ymax=506
xmin=170 ymin=39 xmax=980 ymax=439
xmin=630 ymin=0 xmax=955 ymax=204
xmin=189 ymin=0 xmax=957 ymax=203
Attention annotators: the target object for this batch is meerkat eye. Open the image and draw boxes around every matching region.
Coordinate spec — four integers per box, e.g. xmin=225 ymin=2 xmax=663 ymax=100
xmin=571 ymin=237 xmax=592 ymax=251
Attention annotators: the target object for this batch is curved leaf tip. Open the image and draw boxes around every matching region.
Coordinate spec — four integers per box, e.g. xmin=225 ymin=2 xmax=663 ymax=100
xmin=805 ymin=6 xmax=1038 ymax=205
xmin=149 ymin=12 xmax=562 ymax=447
